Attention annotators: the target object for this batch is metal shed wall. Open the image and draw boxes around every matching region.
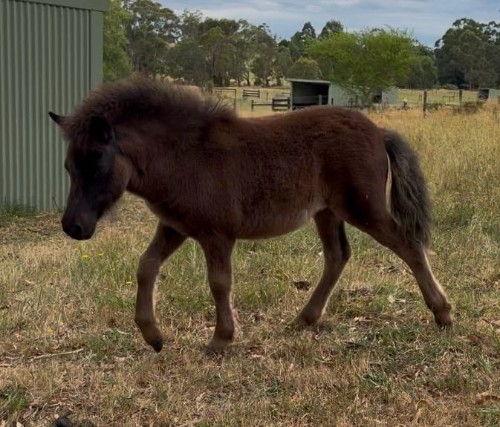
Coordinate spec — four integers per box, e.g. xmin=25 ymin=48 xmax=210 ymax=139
xmin=287 ymin=78 xmax=399 ymax=108
xmin=1 ymin=0 xmax=109 ymax=211
xmin=329 ymin=84 xmax=353 ymax=106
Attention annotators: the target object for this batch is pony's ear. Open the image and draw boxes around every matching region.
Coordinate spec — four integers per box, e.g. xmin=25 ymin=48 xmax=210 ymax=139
xmin=48 ymin=111 xmax=65 ymax=125
xmin=90 ymin=115 xmax=115 ymax=145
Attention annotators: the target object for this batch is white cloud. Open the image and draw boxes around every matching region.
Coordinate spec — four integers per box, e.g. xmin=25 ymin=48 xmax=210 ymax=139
xmin=165 ymin=0 xmax=500 ymax=46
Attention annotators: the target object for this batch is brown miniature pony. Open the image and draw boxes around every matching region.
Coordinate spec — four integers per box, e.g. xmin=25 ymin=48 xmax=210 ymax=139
xmin=49 ymin=78 xmax=452 ymax=353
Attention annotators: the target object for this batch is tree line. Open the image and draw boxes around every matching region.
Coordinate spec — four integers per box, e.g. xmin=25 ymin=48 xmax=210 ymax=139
xmin=105 ymin=0 xmax=500 ymax=96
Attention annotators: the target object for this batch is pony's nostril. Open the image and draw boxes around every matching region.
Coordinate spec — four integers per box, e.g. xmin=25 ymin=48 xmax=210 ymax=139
xmin=72 ymin=223 xmax=83 ymax=239
xmin=62 ymin=219 xmax=83 ymax=240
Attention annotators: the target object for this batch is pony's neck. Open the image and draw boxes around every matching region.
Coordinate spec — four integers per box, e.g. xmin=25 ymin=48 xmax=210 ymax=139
xmin=119 ymin=123 xmax=175 ymax=204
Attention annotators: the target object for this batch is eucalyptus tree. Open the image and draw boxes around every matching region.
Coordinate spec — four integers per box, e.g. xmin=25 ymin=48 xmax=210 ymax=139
xmin=308 ymin=28 xmax=416 ymax=105
xmin=122 ymin=0 xmax=179 ymax=76
xmin=435 ymin=18 xmax=500 ymax=88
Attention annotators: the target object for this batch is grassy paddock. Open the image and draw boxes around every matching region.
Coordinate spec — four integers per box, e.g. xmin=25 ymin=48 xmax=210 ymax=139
xmin=1 ymin=105 xmax=499 ymax=426
xmin=398 ymin=88 xmax=479 ymax=108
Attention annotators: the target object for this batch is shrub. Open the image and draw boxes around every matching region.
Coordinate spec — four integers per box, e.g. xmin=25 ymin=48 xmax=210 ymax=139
xmin=453 ymin=101 xmax=484 ymax=115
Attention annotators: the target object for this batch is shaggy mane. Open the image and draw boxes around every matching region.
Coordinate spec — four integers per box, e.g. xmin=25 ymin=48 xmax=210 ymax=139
xmin=64 ymin=78 xmax=236 ymax=144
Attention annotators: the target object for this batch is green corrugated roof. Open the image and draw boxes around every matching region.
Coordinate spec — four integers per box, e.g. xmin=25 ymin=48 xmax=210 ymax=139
xmin=16 ymin=0 xmax=109 ymax=12
xmin=287 ymin=78 xmax=332 ymax=85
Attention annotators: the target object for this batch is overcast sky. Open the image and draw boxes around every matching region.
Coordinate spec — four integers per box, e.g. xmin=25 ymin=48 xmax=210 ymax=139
xmin=161 ymin=0 xmax=499 ymax=47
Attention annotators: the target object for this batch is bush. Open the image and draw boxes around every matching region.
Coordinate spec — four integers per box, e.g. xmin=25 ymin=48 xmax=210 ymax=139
xmin=453 ymin=101 xmax=484 ymax=115
xmin=425 ymin=102 xmax=444 ymax=111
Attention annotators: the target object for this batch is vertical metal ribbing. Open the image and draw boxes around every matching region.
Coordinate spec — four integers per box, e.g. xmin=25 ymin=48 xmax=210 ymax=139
xmin=1 ymin=1 xmax=103 ymax=211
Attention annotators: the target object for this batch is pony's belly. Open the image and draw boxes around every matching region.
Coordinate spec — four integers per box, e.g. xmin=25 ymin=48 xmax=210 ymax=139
xmin=146 ymin=200 xmax=325 ymax=240
xmin=240 ymin=207 xmax=322 ymax=239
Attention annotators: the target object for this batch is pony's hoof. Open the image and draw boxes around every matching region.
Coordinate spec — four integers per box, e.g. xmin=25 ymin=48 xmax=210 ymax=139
xmin=434 ymin=302 xmax=453 ymax=328
xmin=149 ymin=336 xmax=164 ymax=353
xmin=435 ymin=311 xmax=453 ymax=328
xmin=291 ymin=311 xmax=320 ymax=329
xmin=288 ymin=316 xmax=308 ymax=330
xmin=206 ymin=336 xmax=233 ymax=354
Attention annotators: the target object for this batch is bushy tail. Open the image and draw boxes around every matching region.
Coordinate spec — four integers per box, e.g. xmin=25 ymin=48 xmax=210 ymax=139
xmin=384 ymin=130 xmax=431 ymax=247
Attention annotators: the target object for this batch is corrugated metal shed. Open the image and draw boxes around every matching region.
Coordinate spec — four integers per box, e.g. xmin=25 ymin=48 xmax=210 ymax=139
xmin=287 ymin=78 xmax=399 ymax=109
xmin=478 ymin=88 xmax=500 ymax=101
xmin=287 ymin=78 xmax=331 ymax=109
xmin=1 ymin=0 xmax=109 ymax=211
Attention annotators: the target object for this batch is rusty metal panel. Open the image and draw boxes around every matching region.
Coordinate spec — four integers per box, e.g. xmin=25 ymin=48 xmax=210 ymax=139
xmin=1 ymin=0 xmax=108 ymax=211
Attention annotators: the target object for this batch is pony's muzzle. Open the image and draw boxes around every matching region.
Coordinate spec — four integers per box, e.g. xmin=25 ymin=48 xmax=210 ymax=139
xmin=61 ymin=214 xmax=95 ymax=240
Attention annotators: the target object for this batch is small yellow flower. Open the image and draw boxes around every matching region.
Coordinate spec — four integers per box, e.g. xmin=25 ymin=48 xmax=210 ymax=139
xmin=81 ymin=254 xmax=89 ymax=260
xmin=126 ymin=280 xmax=133 ymax=285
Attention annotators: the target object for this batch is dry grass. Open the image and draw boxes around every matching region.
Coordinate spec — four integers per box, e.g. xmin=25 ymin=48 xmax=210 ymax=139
xmin=1 ymin=105 xmax=500 ymax=426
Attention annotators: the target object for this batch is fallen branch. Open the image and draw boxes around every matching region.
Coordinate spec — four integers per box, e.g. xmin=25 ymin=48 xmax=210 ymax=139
xmin=30 ymin=348 xmax=84 ymax=361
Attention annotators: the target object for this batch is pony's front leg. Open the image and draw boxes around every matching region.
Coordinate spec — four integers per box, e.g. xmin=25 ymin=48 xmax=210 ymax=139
xmin=135 ymin=224 xmax=186 ymax=352
xmin=199 ymin=236 xmax=236 ymax=352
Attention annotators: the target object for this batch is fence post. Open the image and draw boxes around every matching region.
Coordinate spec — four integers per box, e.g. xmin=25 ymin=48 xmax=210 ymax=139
xmin=423 ymin=90 xmax=428 ymax=117
xmin=459 ymin=89 xmax=463 ymax=105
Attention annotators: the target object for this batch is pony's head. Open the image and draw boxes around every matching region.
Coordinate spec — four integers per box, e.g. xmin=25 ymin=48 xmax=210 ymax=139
xmin=49 ymin=112 xmax=132 ymax=240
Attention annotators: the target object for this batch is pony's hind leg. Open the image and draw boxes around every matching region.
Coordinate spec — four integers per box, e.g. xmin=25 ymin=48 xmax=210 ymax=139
xmin=357 ymin=215 xmax=452 ymax=326
xmin=135 ymin=224 xmax=186 ymax=352
xmin=296 ymin=210 xmax=351 ymax=326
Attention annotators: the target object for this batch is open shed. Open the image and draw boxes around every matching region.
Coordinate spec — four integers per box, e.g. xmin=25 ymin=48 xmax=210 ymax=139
xmin=478 ymin=88 xmax=500 ymax=101
xmin=287 ymin=78 xmax=332 ymax=109
xmin=1 ymin=0 xmax=109 ymax=211
xmin=287 ymin=78 xmax=399 ymax=109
